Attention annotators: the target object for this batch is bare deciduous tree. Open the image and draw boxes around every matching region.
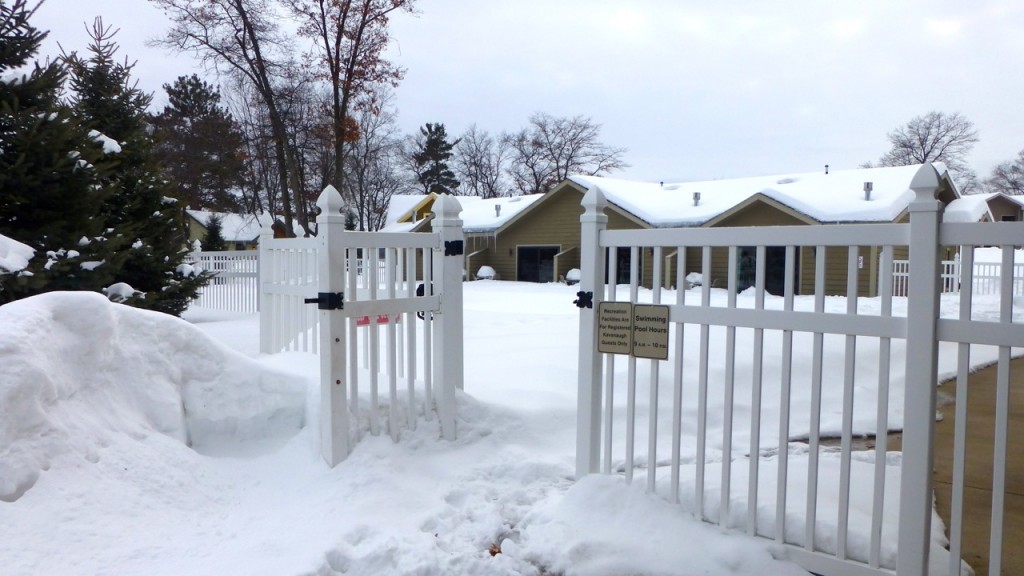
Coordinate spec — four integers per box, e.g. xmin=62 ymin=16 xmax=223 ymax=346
xmin=454 ymin=124 xmax=509 ymax=198
xmin=286 ymin=0 xmax=414 ymax=194
xmin=985 ymin=149 xmax=1024 ymax=196
xmin=877 ymin=111 xmax=978 ymax=175
xmin=149 ymin=0 xmax=301 ymax=234
xmin=344 ymin=89 xmax=403 ymax=230
xmin=505 ymin=112 xmax=628 ymax=195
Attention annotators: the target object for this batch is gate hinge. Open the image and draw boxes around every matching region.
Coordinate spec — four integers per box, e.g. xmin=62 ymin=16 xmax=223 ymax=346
xmin=444 ymin=240 xmax=464 ymax=256
xmin=573 ymin=291 xmax=593 ymax=309
xmin=304 ymin=292 xmax=344 ymax=311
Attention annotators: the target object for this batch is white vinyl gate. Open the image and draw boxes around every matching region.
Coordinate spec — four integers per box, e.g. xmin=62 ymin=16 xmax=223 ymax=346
xmin=574 ymin=165 xmax=1023 ymax=576
xmin=310 ymin=186 xmax=464 ymax=466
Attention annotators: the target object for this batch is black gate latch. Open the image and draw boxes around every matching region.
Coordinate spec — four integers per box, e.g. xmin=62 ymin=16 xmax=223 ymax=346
xmin=573 ymin=291 xmax=593 ymax=309
xmin=304 ymin=292 xmax=344 ymax=311
xmin=444 ymin=240 xmax=464 ymax=256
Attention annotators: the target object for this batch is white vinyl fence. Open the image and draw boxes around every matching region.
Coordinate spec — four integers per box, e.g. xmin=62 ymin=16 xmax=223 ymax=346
xmin=892 ymin=255 xmax=1024 ymax=297
xmin=258 ymin=232 xmax=320 ymax=354
xmin=185 ymin=248 xmax=260 ymax=313
xmin=574 ymin=165 xmax=1023 ymax=576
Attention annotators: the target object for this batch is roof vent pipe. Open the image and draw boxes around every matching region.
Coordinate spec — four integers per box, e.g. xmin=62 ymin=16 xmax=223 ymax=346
xmin=864 ymin=181 xmax=873 ymax=201
xmin=495 ymin=204 xmax=501 ymax=217
xmin=693 ymin=191 xmax=701 ymax=206
xmin=825 ymin=164 xmax=829 ymax=175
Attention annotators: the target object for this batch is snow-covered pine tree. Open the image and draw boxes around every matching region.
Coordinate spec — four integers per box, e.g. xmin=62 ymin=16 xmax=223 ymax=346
xmin=64 ymin=18 xmax=208 ymax=316
xmin=0 ymin=0 xmax=123 ymax=303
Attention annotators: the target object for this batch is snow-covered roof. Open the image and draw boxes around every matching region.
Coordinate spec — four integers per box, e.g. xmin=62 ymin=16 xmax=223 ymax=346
xmin=459 ymin=194 xmax=544 ymax=233
xmin=943 ymin=193 xmax=995 ymax=223
xmin=382 ymin=193 xmax=545 ymax=234
xmin=570 ymin=163 xmax=954 ymax=227
xmin=186 ymin=210 xmax=271 ymax=243
xmin=386 ymin=194 xmax=430 ymax=225
xmin=0 ymin=233 xmax=34 ymax=275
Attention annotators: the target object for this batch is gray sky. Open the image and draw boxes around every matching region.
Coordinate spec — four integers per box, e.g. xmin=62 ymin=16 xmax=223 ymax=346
xmin=33 ymin=0 xmax=1024 ymax=184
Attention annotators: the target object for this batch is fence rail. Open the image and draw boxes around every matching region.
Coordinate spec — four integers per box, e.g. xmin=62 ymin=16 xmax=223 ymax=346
xmin=575 ymin=165 xmax=1024 ymax=576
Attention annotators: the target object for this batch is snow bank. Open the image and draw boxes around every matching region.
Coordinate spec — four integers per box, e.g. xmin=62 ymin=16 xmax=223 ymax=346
xmin=518 ymin=475 xmax=809 ymax=575
xmin=0 ymin=292 xmax=305 ymax=502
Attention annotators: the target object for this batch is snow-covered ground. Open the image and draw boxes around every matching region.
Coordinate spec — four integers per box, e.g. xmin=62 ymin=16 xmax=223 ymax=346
xmin=1 ymin=274 xmax=1021 ymax=575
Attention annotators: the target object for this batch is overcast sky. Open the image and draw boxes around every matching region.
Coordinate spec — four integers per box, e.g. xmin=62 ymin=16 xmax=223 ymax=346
xmin=33 ymin=0 xmax=1024 ymax=184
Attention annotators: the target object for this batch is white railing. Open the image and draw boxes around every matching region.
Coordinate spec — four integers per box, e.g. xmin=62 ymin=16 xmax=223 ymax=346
xmin=574 ymin=165 xmax=1024 ymax=576
xmin=186 ymin=249 xmax=260 ymax=313
xmin=892 ymin=256 xmax=1024 ymax=297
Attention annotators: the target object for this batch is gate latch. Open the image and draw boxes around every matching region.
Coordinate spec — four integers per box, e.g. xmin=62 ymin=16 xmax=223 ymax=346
xmin=444 ymin=240 xmax=464 ymax=256
xmin=304 ymin=292 xmax=344 ymax=311
xmin=573 ymin=291 xmax=593 ymax=309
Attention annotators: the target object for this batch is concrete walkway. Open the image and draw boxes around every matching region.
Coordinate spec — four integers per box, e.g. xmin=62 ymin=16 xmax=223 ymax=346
xmin=890 ymin=357 xmax=1023 ymax=576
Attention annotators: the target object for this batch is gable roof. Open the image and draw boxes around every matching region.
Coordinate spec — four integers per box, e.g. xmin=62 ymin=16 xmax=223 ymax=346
xmin=385 ymin=193 xmax=545 ymax=234
xmin=386 ymin=194 xmax=432 ymax=225
xmin=569 ymin=163 xmax=959 ymax=227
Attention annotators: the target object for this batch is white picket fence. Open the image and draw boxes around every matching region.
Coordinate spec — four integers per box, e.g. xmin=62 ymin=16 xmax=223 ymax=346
xmin=185 ymin=248 xmax=260 ymax=313
xmin=892 ymin=256 xmax=1024 ymax=297
xmin=574 ymin=165 xmax=1024 ymax=576
xmin=258 ymin=232 xmax=320 ymax=354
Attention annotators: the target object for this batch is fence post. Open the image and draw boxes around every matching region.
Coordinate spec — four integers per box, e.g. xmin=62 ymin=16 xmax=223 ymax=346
xmin=431 ymin=194 xmax=464 ymax=441
xmin=576 ymin=186 xmax=608 ymax=478
xmin=258 ymin=227 xmax=274 ymax=354
xmin=897 ymin=164 xmax=943 ymax=576
xmin=317 ymin=185 xmax=350 ymax=466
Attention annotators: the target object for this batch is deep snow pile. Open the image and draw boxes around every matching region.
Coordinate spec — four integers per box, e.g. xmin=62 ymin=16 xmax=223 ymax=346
xmin=0 ymin=292 xmax=305 ymax=503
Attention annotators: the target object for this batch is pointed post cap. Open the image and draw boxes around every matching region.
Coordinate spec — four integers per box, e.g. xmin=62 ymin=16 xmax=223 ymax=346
xmin=316 ymin=185 xmax=345 ymax=215
xmin=581 ymin=185 xmax=608 ymax=223
xmin=432 ymin=193 xmax=463 ymax=221
xmin=909 ymin=164 xmax=943 ymax=212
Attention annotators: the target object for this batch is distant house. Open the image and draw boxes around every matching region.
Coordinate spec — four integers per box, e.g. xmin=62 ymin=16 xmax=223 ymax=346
xmin=944 ymin=192 xmax=1024 ymax=223
xmin=383 ymin=193 xmax=546 ymax=280
xmin=446 ymin=163 xmax=966 ymax=295
xmin=185 ymin=210 xmax=271 ymax=250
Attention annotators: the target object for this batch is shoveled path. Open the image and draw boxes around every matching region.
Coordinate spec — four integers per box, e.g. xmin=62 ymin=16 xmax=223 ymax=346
xmin=891 ymin=357 xmax=1023 ymax=576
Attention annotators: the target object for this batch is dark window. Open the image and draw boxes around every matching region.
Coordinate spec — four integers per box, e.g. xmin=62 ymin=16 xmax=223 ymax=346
xmin=604 ymin=247 xmax=642 ymax=285
xmin=517 ymin=246 xmax=559 ymax=282
xmin=737 ymin=246 xmax=792 ymax=295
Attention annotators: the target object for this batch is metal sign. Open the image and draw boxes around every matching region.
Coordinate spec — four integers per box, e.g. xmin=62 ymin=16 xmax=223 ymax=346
xmin=631 ymin=305 xmax=670 ymax=360
xmin=597 ymin=302 xmax=632 ymax=355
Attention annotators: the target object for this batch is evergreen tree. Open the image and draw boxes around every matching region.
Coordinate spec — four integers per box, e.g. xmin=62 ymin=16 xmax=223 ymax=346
xmin=0 ymin=0 xmax=122 ymax=302
xmin=64 ymin=19 xmax=207 ymax=316
xmin=151 ymin=74 xmax=246 ymax=211
xmin=412 ymin=122 xmax=460 ymax=195
xmin=202 ymin=214 xmax=227 ymax=251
